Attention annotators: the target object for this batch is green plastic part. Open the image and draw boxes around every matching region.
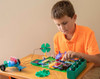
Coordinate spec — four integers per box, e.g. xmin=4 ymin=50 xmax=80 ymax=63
xmin=35 ymin=69 xmax=50 ymax=77
xmin=46 ymin=43 xmax=50 ymax=48
xmin=46 ymin=48 xmax=51 ymax=52
xmin=41 ymin=43 xmax=51 ymax=53
xmin=67 ymin=58 xmax=87 ymax=79
xmin=4 ymin=61 xmax=8 ymax=67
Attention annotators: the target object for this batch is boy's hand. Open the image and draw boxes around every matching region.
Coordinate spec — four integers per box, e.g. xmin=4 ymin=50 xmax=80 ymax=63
xmin=62 ymin=51 xmax=82 ymax=61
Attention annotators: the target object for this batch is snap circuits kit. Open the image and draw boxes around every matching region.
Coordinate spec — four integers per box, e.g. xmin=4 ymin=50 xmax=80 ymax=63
xmin=31 ymin=43 xmax=87 ymax=79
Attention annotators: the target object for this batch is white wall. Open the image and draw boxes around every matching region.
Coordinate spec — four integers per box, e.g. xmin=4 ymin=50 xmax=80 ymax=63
xmin=0 ymin=0 xmax=100 ymax=64
xmin=0 ymin=0 xmax=59 ymax=64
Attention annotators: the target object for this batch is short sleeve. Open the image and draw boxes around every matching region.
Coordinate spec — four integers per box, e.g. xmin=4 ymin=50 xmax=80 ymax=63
xmin=86 ymin=31 xmax=100 ymax=55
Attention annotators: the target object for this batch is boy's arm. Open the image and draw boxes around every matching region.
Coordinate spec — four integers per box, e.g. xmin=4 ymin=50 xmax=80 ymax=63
xmin=80 ymin=53 xmax=100 ymax=66
xmin=62 ymin=31 xmax=100 ymax=66
xmin=62 ymin=51 xmax=100 ymax=66
xmin=86 ymin=31 xmax=100 ymax=55
xmin=83 ymin=31 xmax=100 ymax=65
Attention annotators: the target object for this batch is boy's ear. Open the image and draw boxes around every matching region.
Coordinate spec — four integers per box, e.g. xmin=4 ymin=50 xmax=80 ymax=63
xmin=74 ymin=14 xmax=77 ymax=20
xmin=73 ymin=14 xmax=77 ymax=21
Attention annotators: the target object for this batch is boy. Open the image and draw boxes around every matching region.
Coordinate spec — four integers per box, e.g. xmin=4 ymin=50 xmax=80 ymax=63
xmin=51 ymin=0 xmax=100 ymax=66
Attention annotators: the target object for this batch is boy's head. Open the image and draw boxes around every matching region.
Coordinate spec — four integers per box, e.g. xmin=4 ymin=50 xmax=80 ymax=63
xmin=51 ymin=0 xmax=75 ymax=19
xmin=51 ymin=0 xmax=77 ymax=35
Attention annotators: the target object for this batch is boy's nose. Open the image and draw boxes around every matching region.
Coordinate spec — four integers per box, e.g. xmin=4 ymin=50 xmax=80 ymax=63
xmin=60 ymin=25 xmax=65 ymax=30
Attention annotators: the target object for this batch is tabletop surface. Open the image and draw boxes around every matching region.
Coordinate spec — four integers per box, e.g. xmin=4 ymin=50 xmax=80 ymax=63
xmin=0 ymin=54 xmax=94 ymax=79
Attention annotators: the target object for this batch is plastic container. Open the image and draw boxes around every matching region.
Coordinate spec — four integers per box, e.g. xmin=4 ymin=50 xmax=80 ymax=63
xmin=67 ymin=58 xmax=87 ymax=79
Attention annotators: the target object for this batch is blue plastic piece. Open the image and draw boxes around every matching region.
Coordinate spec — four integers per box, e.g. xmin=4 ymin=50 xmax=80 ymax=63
xmin=55 ymin=51 xmax=66 ymax=60
xmin=55 ymin=51 xmax=62 ymax=59
xmin=17 ymin=65 xmax=26 ymax=71
xmin=7 ymin=61 xmax=15 ymax=67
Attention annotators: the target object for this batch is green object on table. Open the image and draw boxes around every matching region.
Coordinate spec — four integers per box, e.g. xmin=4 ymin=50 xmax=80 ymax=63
xmin=35 ymin=69 xmax=50 ymax=77
xmin=67 ymin=58 xmax=87 ymax=79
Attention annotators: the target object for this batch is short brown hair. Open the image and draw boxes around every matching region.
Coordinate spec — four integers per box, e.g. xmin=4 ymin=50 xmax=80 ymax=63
xmin=51 ymin=0 xmax=75 ymax=19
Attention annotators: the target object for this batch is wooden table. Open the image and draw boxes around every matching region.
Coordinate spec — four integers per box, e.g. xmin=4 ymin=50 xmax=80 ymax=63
xmin=0 ymin=54 xmax=94 ymax=79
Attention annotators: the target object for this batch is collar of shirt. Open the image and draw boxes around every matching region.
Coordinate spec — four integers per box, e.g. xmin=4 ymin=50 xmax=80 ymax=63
xmin=62 ymin=24 xmax=78 ymax=43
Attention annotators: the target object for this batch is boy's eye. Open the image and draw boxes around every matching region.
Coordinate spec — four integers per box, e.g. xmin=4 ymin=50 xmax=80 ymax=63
xmin=62 ymin=22 xmax=67 ymax=25
xmin=57 ymin=24 xmax=60 ymax=26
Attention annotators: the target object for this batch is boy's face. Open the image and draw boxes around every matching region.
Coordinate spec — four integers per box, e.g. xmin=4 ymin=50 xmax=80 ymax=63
xmin=53 ymin=15 xmax=77 ymax=35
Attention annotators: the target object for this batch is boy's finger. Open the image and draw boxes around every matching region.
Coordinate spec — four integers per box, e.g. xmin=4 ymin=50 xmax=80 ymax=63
xmin=61 ymin=56 xmax=65 ymax=61
xmin=68 ymin=53 xmax=72 ymax=59
xmin=62 ymin=53 xmax=67 ymax=61
xmin=62 ymin=54 xmax=65 ymax=61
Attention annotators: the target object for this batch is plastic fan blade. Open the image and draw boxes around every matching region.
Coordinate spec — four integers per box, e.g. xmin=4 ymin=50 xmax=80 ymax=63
xmin=46 ymin=48 xmax=51 ymax=52
xmin=41 ymin=43 xmax=51 ymax=53
xmin=46 ymin=43 xmax=50 ymax=48
xmin=46 ymin=43 xmax=50 ymax=52
xmin=41 ymin=43 xmax=46 ymax=48
xmin=41 ymin=48 xmax=46 ymax=53
xmin=41 ymin=43 xmax=46 ymax=53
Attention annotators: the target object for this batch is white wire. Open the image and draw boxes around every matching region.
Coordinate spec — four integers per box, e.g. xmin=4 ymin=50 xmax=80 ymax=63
xmin=21 ymin=48 xmax=41 ymax=66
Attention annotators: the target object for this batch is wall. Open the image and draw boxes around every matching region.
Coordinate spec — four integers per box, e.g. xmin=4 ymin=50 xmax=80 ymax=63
xmin=0 ymin=0 xmax=100 ymax=64
xmin=0 ymin=0 xmax=59 ymax=64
